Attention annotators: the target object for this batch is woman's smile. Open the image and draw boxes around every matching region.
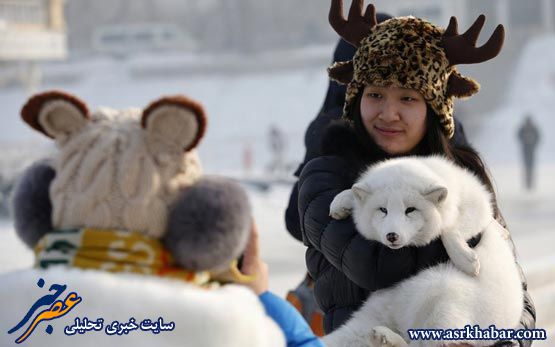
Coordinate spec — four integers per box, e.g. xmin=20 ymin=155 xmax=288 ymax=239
xmin=374 ymin=126 xmax=404 ymax=136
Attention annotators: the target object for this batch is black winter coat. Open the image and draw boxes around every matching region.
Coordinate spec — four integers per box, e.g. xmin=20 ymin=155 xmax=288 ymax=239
xmin=297 ymin=122 xmax=536 ymax=347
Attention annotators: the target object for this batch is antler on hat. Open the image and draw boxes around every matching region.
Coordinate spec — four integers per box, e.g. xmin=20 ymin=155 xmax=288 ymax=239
xmin=442 ymin=15 xmax=505 ymax=66
xmin=442 ymin=15 xmax=505 ymax=97
xmin=329 ymin=0 xmax=377 ymax=47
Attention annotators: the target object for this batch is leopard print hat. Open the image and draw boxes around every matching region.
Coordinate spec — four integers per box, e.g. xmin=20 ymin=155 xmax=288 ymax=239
xmin=327 ymin=1 xmax=505 ymax=138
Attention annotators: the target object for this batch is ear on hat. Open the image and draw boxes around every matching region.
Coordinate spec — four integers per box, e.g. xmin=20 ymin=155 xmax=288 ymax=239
xmin=21 ymin=90 xmax=89 ymax=139
xmin=328 ymin=61 xmax=354 ymax=84
xmin=142 ymin=95 xmax=207 ymax=152
xmin=446 ymin=72 xmax=480 ymax=98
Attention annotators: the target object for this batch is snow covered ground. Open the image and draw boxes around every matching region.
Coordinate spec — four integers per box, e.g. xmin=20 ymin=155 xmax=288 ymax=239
xmin=1 ymin=38 xmax=554 ymax=345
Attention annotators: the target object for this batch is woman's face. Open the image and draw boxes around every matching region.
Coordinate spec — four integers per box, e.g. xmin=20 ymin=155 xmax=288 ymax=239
xmin=360 ymin=85 xmax=427 ymax=155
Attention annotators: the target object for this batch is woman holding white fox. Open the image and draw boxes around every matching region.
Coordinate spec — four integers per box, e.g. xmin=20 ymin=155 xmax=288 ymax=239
xmin=297 ymin=1 xmax=536 ymax=346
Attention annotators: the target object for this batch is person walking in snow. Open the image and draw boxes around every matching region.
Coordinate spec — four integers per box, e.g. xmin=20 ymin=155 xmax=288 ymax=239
xmin=517 ymin=115 xmax=540 ymax=190
xmin=268 ymin=125 xmax=287 ymax=175
xmin=296 ymin=1 xmax=536 ymax=346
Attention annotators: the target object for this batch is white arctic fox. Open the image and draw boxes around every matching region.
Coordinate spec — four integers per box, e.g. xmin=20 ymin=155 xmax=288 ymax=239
xmin=325 ymin=155 xmax=523 ymax=347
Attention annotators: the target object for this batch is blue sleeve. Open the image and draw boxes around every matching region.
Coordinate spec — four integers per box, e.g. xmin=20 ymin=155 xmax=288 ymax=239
xmin=259 ymin=291 xmax=324 ymax=347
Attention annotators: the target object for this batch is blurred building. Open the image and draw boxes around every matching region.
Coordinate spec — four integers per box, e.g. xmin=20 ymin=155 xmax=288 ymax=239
xmin=0 ymin=0 xmax=67 ymax=60
xmin=0 ymin=0 xmax=67 ymax=90
xmin=63 ymin=0 xmax=333 ymax=55
xmin=65 ymin=0 xmax=199 ymax=57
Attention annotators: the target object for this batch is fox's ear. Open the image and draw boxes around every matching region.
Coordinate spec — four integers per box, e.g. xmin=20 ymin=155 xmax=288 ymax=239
xmin=424 ymin=186 xmax=448 ymax=205
xmin=352 ymin=183 xmax=371 ymax=202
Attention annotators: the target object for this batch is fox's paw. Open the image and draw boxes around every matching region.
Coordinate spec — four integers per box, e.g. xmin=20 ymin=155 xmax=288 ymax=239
xmin=451 ymin=248 xmax=480 ymax=277
xmin=329 ymin=190 xmax=354 ymax=220
xmin=370 ymin=326 xmax=406 ymax=347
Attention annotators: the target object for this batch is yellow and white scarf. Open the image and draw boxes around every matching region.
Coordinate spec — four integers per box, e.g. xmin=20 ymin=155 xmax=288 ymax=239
xmin=34 ymin=228 xmax=254 ymax=287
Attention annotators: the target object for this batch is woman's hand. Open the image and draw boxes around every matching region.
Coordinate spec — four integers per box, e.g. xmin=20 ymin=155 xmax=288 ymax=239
xmin=240 ymin=220 xmax=269 ymax=295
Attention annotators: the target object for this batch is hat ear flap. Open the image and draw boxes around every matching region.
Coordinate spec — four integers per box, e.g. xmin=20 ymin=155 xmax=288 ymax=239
xmin=142 ymin=95 xmax=207 ymax=152
xmin=446 ymin=72 xmax=480 ymax=98
xmin=21 ymin=90 xmax=89 ymax=140
xmin=328 ymin=61 xmax=355 ymax=85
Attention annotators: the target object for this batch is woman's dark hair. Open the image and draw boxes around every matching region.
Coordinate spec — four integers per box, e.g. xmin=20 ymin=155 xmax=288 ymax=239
xmin=422 ymin=109 xmax=489 ymax=181
xmin=419 ymin=108 xmax=506 ymax=225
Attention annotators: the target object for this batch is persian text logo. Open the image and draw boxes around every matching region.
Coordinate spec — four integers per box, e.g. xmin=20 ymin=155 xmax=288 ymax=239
xmin=64 ymin=316 xmax=175 ymax=336
xmin=7 ymin=278 xmax=82 ymax=344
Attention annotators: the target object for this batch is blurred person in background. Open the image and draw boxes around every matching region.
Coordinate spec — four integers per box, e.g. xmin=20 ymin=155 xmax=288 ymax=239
xmin=268 ymin=125 xmax=287 ymax=175
xmin=517 ymin=115 xmax=540 ymax=190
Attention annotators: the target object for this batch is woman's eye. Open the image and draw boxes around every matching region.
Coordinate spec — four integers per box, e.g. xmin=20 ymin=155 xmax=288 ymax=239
xmin=379 ymin=207 xmax=388 ymax=214
xmin=401 ymin=96 xmax=416 ymax=102
xmin=367 ymin=93 xmax=382 ymax=99
xmin=405 ymin=207 xmax=416 ymax=214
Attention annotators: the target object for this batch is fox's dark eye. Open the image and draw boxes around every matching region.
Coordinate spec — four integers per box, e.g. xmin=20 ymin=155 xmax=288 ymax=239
xmin=379 ymin=207 xmax=388 ymax=215
xmin=405 ymin=207 xmax=416 ymax=214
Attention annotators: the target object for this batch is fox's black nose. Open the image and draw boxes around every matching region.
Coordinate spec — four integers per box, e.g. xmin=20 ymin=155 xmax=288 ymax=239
xmin=386 ymin=233 xmax=399 ymax=243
